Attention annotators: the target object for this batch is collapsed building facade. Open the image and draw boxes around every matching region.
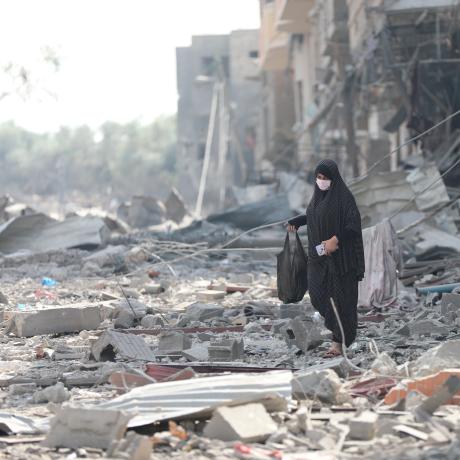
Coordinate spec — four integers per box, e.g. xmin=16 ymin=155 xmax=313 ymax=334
xmin=176 ymin=31 xmax=262 ymax=215
xmin=259 ymin=0 xmax=460 ymax=181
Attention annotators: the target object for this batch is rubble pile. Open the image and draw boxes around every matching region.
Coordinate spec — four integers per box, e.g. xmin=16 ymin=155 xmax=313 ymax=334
xmin=0 ymin=175 xmax=459 ymax=459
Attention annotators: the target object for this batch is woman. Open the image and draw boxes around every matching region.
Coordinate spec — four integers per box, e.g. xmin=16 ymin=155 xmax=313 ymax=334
xmin=288 ymin=159 xmax=365 ymax=357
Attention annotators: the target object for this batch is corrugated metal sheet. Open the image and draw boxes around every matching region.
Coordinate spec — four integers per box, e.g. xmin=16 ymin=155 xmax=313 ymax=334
xmin=91 ymin=330 xmax=155 ymax=362
xmin=97 ymin=370 xmax=292 ymax=428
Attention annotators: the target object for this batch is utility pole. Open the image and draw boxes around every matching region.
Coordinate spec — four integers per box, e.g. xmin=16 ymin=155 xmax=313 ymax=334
xmin=217 ymin=81 xmax=230 ymax=211
xmin=195 ymin=82 xmax=219 ymax=218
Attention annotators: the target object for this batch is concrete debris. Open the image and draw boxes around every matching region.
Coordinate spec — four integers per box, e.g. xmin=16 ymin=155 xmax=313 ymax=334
xmin=348 ymin=410 xmax=379 ymax=440
xmin=6 ymin=303 xmax=103 ymax=337
xmin=292 ymin=369 xmax=345 ymax=404
xmin=32 ymin=382 xmax=70 ymax=404
xmin=0 ymin=213 xmax=109 ymax=254
xmin=282 ymin=318 xmax=323 ymax=353
xmin=107 ymin=431 xmax=153 ymax=460
xmin=44 ymin=406 xmax=132 ymax=449
xmin=91 ymin=330 xmax=156 ymax=362
xmin=177 ymin=303 xmax=224 ymax=326
xmin=411 ymin=340 xmax=460 ymax=377
xmin=409 ymin=319 xmax=449 ymax=336
xmin=158 ymin=331 xmax=192 ymax=354
xmin=1 ymin=167 xmax=460 ymax=459
xmin=208 ymin=338 xmax=244 ymax=362
xmin=203 ymin=403 xmax=278 ymax=442
xmin=140 ymin=314 xmax=164 ymax=328
xmin=441 ymin=293 xmax=460 ymax=315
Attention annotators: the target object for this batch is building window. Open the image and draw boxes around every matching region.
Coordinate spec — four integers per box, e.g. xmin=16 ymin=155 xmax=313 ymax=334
xmin=249 ymin=50 xmax=259 ymax=59
xmin=201 ymin=57 xmax=216 ymax=77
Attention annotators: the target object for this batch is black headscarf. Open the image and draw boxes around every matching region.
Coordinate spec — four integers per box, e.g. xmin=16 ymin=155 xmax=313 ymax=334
xmin=306 ymin=159 xmax=365 ymax=280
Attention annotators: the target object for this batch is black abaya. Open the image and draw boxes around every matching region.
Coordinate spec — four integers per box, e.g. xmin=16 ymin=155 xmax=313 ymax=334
xmin=289 ymin=159 xmax=365 ymax=346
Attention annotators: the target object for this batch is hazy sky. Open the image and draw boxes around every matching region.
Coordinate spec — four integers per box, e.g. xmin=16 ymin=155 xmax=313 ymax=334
xmin=0 ymin=0 xmax=260 ymax=132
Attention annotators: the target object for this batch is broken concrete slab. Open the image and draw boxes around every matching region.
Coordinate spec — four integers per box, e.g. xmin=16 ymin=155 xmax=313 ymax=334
xmin=441 ymin=293 xmax=460 ymax=315
xmin=411 ymin=340 xmax=460 ymax=377
xmin=107 ymin=431 xmax=153 ymax=460
xmin=177 ymin=303 xmax=224 ymax=326
xmin=6 ymin=303 xmax=103 ymax=337
xmin=158 ymin=331 xmax=191 ymax=354
xmin=349 ymin=410 xmax=379 ymax=440
xmin=32 ymin=382 xmax=70 ymax=404
xmin=203 ymin=403 xmax=277 ymax=443
xmin=409 ymin=319 xmax=449 ymax=336
xmin=292 ymin=369 xmax=344 ymax=404
xmin=43 ymin=405 xmax=132 ymax=449
xmin=208 ymin=338 xmax=244 ymax=362
xmin=182 ymin=344 xmax=209 ymax=362
xmin=0 ymin=213 xmax=110 ymax=254
xmin=91 ymin=330 xmax=156 ymax=362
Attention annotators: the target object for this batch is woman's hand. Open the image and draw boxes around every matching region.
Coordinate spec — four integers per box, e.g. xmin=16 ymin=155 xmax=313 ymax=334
xmin=323 ymin=236 xmax=339 ymax=255
xmin=287 ymin=224 xmax=297 ymax=233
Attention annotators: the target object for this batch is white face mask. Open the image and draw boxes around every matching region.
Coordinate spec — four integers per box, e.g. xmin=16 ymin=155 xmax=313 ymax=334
xmin=316 ymin=178 xmax=331 ymax=191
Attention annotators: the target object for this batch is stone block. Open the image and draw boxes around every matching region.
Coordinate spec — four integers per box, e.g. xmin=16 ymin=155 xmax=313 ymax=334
xmin=6 ymin=303 xmax=103 ymax=337
xmin=158 ymin=332 xmax=191 ymax=354
xmin=203 ymin=403 xmax=277 ymax=442
xmin=208 ymin=338 xmax=244 ymax=362
xmin=292 ymin=369 xmax=343 ymax=404
xmin=43 ymin=405 xmax=132 ymax=449
xmin=349 ymin=411 xmax=379 ymax=440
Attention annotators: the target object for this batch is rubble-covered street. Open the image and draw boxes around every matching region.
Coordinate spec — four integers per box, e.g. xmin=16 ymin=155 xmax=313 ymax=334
xmin=3 ymin=0 xmax=460 ymax=458
xmin=1 ymin=159 xmax=460 ymax=459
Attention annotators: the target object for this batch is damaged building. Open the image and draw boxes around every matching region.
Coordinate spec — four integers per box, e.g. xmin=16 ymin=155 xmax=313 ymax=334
xmin=258 ymin=0 xmax=460 ymax=181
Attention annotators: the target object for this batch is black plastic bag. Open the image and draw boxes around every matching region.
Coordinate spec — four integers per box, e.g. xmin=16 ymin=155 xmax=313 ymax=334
xmin=277 ymin=232 xmax=308 ymax=304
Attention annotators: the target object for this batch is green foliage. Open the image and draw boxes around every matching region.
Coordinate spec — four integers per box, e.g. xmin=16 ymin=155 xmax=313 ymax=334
xmin=0 ymin=116 xmax=177 ymax=199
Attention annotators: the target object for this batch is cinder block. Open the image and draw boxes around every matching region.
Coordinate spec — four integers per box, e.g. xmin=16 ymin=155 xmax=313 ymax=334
xmin=208 ymin=338 xmax=244 ymax=362
xmin=158 ymin=332 xmax=191 ymax=354
xmin=349 ymin=410 xmax=379 ymax=440
xmin=204 ymin=403 xmax=277 ymax=442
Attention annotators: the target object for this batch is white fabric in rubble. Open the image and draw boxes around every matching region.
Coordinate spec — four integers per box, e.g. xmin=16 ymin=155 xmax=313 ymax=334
xmin=358 ymin=219 xmax=402 ymax=308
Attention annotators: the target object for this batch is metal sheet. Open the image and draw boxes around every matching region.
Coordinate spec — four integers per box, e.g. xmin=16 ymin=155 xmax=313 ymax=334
xmin=92 ymin=330 xmax=155 ymax=362
xmin=96 ymin=370 xmax=292 ymax=427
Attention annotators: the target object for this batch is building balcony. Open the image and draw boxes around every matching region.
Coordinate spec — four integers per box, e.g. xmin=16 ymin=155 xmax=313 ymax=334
xmin=276 ymin=0 xmax=315 ymax=34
